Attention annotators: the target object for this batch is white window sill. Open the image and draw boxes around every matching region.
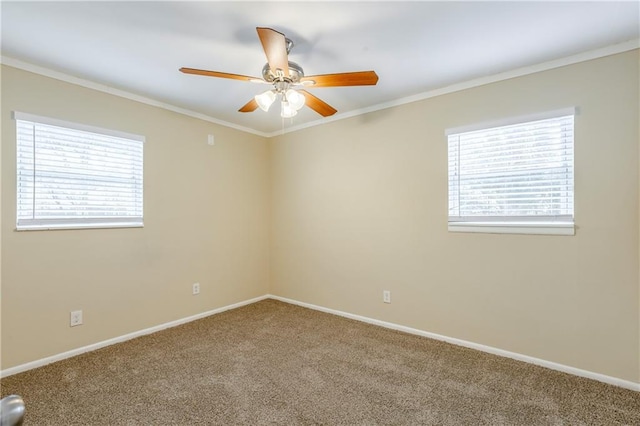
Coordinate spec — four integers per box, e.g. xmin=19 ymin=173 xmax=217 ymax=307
xmin=448 ymin=222 xmax=575 ymax=236
xmin=16 ymin=223 xmax=143 ymax=231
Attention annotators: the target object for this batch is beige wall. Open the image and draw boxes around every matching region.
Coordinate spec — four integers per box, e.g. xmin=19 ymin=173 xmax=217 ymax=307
xmin=270 ymin=50 xmax=640 ymax=383
xmin=2 ymin=50 xmax=639 ymax=385
xmin=1 ymin=66 xmax=270 ymax=368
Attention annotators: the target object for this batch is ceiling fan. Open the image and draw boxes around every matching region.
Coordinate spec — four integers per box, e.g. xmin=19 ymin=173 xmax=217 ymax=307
xmin=180 ymin=27 xmax=379 ymax=118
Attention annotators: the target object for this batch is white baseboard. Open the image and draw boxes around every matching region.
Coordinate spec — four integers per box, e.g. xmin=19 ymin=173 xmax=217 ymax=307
xmin=3 ymin=293 xmax=638 ymax=392
xmin=0 ymin=295 xmax=269 ymax=378
xmin=268 ymin=294 xmax=640 ymax=392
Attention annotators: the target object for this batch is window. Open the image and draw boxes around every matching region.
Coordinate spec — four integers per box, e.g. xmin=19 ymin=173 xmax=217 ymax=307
xmin=447 ymin=108 xmax=574 ymax=235
xmin=15 ymin=112 xmax=144 ymax=230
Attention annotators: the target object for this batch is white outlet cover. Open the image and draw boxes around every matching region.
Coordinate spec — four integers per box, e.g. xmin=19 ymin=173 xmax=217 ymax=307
xmin=70 ymin=310 xmax=83 ymax=326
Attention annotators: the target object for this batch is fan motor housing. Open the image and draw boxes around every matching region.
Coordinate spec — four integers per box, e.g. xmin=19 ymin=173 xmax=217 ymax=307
xmin=262 ymin=61 xmax=304 ymax=83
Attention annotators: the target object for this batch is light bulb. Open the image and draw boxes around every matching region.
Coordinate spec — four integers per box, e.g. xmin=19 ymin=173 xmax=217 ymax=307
xmin=285 ymin=89 xmax=305 ymax=110
xmin=254 ymin=90 xmax=276 ymax=112
xmin=281 ymin=101 xmax=297 ymax=118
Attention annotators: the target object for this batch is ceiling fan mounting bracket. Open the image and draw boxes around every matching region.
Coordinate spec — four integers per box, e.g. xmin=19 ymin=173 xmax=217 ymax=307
xmin=285 ymin=38 xmax=294 ymax=54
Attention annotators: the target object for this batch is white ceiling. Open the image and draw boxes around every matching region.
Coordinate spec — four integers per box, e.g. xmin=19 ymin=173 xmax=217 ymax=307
xmin=2 ymin=1 xmax=638 ymax=135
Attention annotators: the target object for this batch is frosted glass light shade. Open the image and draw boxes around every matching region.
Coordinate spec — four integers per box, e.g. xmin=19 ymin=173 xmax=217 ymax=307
xmin=281 ymin=101 xmax=298 ymax=118
xmin=285 ymin=89 xmax=305 ymax=110
xmin=255 ymin=90 xmax=276 ymax=111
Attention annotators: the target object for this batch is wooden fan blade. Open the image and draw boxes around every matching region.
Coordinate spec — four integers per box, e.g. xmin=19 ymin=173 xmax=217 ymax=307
xmin=256 ymin=27 xmax=289 ymax=77
xmin=239 ymin=98 xmax=259 ymax=113
xmin=300 ymin=71 xmax=379 ymax=87
xmin=180 ymin=67 xmax=261 ymax=82
xmin=299 ymin=90 xmax=337 ymax=117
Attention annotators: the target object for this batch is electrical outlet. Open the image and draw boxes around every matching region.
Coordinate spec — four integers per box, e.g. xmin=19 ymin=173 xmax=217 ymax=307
xmin=70 ymin=310 xmax=83 ymax=327
xmin=383 ymin=290 xmax=391 ymax=304
xmin=192 ymin=282 xmax=200 ymax=295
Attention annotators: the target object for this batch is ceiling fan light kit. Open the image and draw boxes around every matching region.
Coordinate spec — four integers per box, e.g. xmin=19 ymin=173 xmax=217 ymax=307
xmin=285 ymin=89 xmax=305 ymax=110
xmin=255 ymin=90 xmax=276 ymax=112
xmin=180 ymin=27 xmax=379 ymax=120
xmin=280 ymin=101 xmax=298 ymax=118
xmin=254 ymin=84 xmax=306 ymax=118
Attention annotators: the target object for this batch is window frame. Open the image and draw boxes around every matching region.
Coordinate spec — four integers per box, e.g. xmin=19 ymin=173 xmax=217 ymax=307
xmin=446 ymin=108 xmax=575 ymax=236
xmin=14 ymin=111 xmax=145 ymax=231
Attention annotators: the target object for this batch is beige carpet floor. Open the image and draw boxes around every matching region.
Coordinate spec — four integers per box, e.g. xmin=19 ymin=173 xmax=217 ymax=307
xmin=1 ymin=299 xmax=639 ymax=425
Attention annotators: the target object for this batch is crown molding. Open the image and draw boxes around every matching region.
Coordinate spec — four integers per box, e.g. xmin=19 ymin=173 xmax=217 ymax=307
xmin=267 ymin=38 xmax=640 ymax=137
xmin=3 ymin=38 xmax=638 ymax=139
xmin=0 ymin=56 xmax=270 ymax=138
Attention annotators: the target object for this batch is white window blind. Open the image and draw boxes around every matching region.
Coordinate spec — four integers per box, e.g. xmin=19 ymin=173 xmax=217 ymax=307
xmin=447 ymin=109 xmax=574 ymax=235
xmin=15 ymin=112 xmax=144 ymax=230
